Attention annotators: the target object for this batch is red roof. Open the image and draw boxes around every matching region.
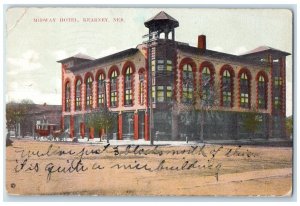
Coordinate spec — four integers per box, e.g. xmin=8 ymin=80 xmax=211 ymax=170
xmin=57 ymin=52 xmax=95 ymax=63
xmin=241 ymin=46 xmax=290 ymax=56
xmin=144 ymin=11 xmax=179 ymax=28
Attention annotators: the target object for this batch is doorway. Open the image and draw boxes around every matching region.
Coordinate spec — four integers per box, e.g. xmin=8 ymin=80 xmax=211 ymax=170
xmin=138 ymin=111 xmax=145 ymax=139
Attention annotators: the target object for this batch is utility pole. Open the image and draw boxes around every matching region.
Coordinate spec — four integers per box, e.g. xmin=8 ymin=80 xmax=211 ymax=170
xmin=103 ymin=80 xmax=110 ymax=143
xmin=148 ymin=32 xmax=154 ymax=145
xmin=143 ymin=31 xmax=158 ymax=145
xmin=104 ymin=80 xmax=107 ymax=109
xmin=149 ymin=54 xmax=154 ymax=145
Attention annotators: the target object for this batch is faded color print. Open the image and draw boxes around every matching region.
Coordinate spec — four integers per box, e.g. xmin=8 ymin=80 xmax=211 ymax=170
xmin=5 ymin=8 xmax=293 ymax=196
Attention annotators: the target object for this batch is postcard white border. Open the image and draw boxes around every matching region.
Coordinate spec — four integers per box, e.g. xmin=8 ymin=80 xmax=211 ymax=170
xmin=1 ymin=0 xmax=298 ymax=205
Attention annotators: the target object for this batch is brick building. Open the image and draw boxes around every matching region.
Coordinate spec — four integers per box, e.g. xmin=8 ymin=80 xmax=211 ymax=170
xmin=58 ymin=11 xmax=290 ymax=141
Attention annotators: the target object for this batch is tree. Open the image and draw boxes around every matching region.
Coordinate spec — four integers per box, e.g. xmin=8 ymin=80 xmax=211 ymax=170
xmin=242 ymin=107 xmax=262 ymax=138
xmin=86 ymin=106 xmax=115 ymax=141
xmin=286 ymin=116 xmax=293 ymax=139
xmin=194 ymin=79 xmax=221 ymax=142
xmin=6 ymin=101 xmax=18 ymax=133
xmin=6 ymin=99 xmax=35 ymax=137
xmin=174 ymin=76 xmax=220 ymax=142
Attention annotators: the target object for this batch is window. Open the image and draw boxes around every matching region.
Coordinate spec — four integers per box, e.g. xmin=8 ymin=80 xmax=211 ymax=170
xmin=157 ymin=60 xmax=165 ymax=71
xmin=182 ymin=64 xmax=193 ymax=103
xmin=223 ymin=91 xmax=232 ymax=106
xmin=110 ymin=70 xmax=118 ymax=107
xmin=65 ymin=82 xmax=71 ymax=112
xmin=153 ymin=85 xmax=173 ymax=103
xmin=157 ymin=86 xmax=164 ymax=102
xmin=240 ymin=72 xmax=250 ymax=108
xmin=98 ymin=74 xmax=105 ymax=106
xmin=274 ymin=77 xmax=282 ymax=87
xmin=222 ymin=69 xmax=232 ymax=107
xmin=152 ymin=86 xmax=156 ymax=102
xmin=240 ymin=93 xmax=249 ymax=106
xmin=75 ymin=79 xmax=82 ymax=111
xmin=151 ymin=60 xmax=155 ymax=72
xmin=202 ymin=67 xmax=211 ymax=82
xmin=166 ymin=60 xmax=173 ymax=71
xmin=156 ymin=60 xmax=173 ymax=72
xmin=258 ymin=75 xmax=267 ymax=109
xmin=201 ymin=67 xmax=213 ymax=105
xmin=274 ymin=96 xmax=280 ymax=109
xmin=166 ymin=86 xmax=172 ymax=102
xmin=273 ymin=74 xmax=282 ymax=111
xmin=139 ymin=73 xmax=145 ymax=105
xmin=124 ymin=67 xmax=133 ymax=105
xmin=86 ymin=76 xmax=93 ymax=110
xmin=240 ymin=73 xmax=248 ymax=87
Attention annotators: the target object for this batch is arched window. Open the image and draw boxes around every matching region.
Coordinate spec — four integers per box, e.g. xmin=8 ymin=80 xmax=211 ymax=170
xmin=75 ymin=79 xmax=82 ymax=111
xmin=98 ymin=74 xmax=105 ymax=107
xmin=201 ymin=67 xmax=214 ymax=105
xmin=159 ymin=32 xmax=165 ymax=39
xmin=86 ymin=76 xmax=93 ymax=110
xmin=222 ymin=70 xmax=232 ymax=107
xmin=65 ymin=82 xmax=70 ymax=112
xmin=182 ymin=64 xmax=193 ymax=103
xmin=258 ymin=75 xmax=267 ymax=109
xmin=110 ymin=70 xmax=118 ymax=107
xmin=139 ymin=71 xmax=145 ymax=105
xmin=240 ymin=72 xmax=250 ymax=108
xmin=124 ymin=67 xmax=133 ymax=105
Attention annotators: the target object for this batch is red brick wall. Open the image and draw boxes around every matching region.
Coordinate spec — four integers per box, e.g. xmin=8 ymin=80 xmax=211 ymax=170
xmin=118 ymin=113 xmax=123 ymax=140
xmin=134 ymin=112 xmax=139 ymax=140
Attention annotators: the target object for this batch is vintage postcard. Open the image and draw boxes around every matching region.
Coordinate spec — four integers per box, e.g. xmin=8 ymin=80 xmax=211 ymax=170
xmin=5 ymin=7 xmax=293 ymax=196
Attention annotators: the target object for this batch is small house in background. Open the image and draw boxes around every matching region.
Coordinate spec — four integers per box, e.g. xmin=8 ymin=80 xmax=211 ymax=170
xmin=18 ymin=103 xmax=61 ymax=138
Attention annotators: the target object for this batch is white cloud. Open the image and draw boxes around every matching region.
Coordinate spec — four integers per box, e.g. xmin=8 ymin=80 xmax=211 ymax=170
xmin=7 ymin=81 xmax=19 ymax=93
xmin=7 ymin=86 xmax=61 ymax=105
xmin=210 ymin=46 xmax=224 ymax=52
xmin=75 ymin=47 xmax=88 ymax=54
xmin=7 ymin=50 xmax=42 ymax=72
xmin=53 ymin=50 xmax=68 ymax=61
xmin=53 ymin=47 xmax=89 ymax=61
xmin=232 ymin=46 xmax=248 ymax=55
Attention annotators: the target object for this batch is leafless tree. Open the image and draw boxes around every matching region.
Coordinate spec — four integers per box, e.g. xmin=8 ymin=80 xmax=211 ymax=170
xmin=175 ymin=76 xmax=221 ymax=142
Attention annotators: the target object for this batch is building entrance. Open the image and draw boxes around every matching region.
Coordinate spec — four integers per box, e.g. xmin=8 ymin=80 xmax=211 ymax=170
xmin=122 ymin=112 xmax=134 ymax=140
xmin=138 ymin=111 xmax=145 ymax=139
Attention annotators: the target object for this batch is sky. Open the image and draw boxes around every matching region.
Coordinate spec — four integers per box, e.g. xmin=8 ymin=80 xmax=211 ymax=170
xmin=5 ymin=8 xmax=293 ymax=116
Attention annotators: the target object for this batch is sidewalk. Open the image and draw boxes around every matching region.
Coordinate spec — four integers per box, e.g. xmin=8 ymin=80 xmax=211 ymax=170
xmin=98 ymin=138 xmax=292 ymax=147
xmin=14 ymin=136 xmax=292 ymax=147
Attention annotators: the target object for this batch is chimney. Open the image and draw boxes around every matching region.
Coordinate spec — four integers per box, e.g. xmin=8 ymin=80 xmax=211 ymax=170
xmin=198 ymin=35 xmax=206 ymax=50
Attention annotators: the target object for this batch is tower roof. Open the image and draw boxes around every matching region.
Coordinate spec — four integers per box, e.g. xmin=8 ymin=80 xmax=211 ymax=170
xmin=144 ymin=11 xmax=179 ymax=29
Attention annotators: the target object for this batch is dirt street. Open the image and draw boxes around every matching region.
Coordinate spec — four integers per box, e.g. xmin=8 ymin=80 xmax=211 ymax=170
xmin=6 ymin=139 xmax=292 ymax=196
